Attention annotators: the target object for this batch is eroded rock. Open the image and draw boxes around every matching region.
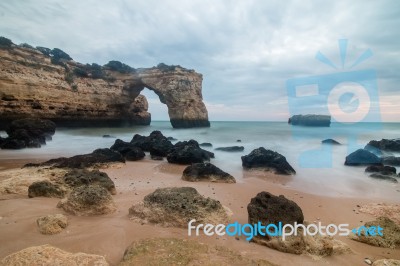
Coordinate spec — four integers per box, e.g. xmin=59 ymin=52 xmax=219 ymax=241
xmin=63 ymin=169 xmax=116 ymax=195
xmin=182 ymin=163 xmax=236 ymax=183
xmin=28 ymin=181 xmax=66 ymax=198
xmin=344 ymin=149 xmax=381 ymax=166
xmin=167 ymin=140 xmax=214 ymax=165
xmin=129 ymin=187 xmax=228 ymax=227
xmin=37 ymin=214 xmax=68 ymax=235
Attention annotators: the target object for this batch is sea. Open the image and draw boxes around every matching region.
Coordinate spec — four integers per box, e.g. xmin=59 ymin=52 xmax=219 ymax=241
xmin=1 ymin=121 xmax=399 ymax=199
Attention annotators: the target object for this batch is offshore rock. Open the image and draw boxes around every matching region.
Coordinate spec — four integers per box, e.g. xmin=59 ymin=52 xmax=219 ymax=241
xmin=288 ymin=114 xmax=331 ymax=127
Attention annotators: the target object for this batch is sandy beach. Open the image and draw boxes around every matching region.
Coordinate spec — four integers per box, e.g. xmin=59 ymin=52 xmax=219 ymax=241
xmin=0 ymin=158 xmax=399 ymax=265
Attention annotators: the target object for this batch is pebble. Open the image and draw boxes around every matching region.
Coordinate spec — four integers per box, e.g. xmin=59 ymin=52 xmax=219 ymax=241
xmin=356 ymin=204 xmax=360 ymax=207
xmin=364 ymin=258 xmax=372 ymax=265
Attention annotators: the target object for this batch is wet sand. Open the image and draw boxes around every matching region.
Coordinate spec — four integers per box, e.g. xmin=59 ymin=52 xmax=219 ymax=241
xmin=0 ymin=159 xmax=399 ymax=265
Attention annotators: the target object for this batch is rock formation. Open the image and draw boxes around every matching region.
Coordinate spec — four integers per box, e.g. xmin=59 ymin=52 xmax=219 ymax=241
xmin=0 ymin=40 xmax=210 ymax=128
xmin=36 ymin=214 xmax=68 ymax=235
xmin=182 ymin=162 xmax=236 ymax=183
xmin=344 ymin=149 xmax=381 ymax=166
xmin=288 ymin=114 xmax=331 ymax=127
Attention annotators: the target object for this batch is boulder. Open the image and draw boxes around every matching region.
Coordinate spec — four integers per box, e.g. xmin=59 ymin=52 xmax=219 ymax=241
xmin=322 ymin=139 xmax=341 ymax=145
xmin=369 ymin=173 xmax=398 ymax=183
xmin=125 ymin=148 xmax=145 ymax=161
xmin=383 ymin=156 xmax=400 ymax=166
xmin=102 ymin=134 xmax=115 ymax=138
xmin=182 ymin=163 xmax=236 ymax=183
xmin=365 ymin=165 xmax=396 ymax=175
xmin=366 ymin=139 xmax=400 ymax=152
xmin=0 ymin=138 xmax=26 ymax=149
xmin=351 ymin=216 xmax=400 ymax=248
xmin=288 ymin=114 xmax=331 ymax=127
xmin=129 ymin=187 xmax=228 ymax=227
xmin=37 ymin=214 xmax=68 ymax=235
xmin=6 ymin=118 xmax=56 ymax=139
xmin=110 ymin=139 xmax=145 ymax=161
xmin=344 ymin=149 xmax=381 ymax=166
xmin=130 ymin=131 xmax=174 ymax=157
xmin=28 ymin=181 xmax=66 ymax=198
xmin=372 ymin=259 xmax=400 ymax=266
xmin=167 ymin=136 xmax=177 ymax=141
xmin=0 ymin=245 xmax=109 ymax=265
xmin=167 ymin=140 xmax=214 ymax=165
xmin=57 ymin=185 xmax=116 ymax=216
xmin=63 ymin=169 xmax=116 ymax=195
xmin=215 ymin=146 xmax=244 ymax=152
xmin=247 ymin=191 xmax=304 ymax=228
xmin=241 ymin=147 xmax=295 ymax=175
xmin=26 ymin=148 xmax=125 ymax=168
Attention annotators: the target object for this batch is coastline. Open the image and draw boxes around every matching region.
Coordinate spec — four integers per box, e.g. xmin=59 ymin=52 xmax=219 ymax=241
xmin=0 ymin=159 xmax=399 ymax=265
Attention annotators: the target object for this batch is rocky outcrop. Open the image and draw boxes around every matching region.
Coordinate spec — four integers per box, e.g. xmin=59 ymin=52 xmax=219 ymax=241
xmin=241 ymin=147 xmax=296 ymax=175
xmin=57 ymin=185 xmax=116 ymax=216
xmin=0 ymin=43 xmax=209 ymax=128
xmin=366 ymin=139 xmax=400 ymax=152
xmin=182 ymin=163 xmax=236 ymax=183
xmin=129 ymin=187 xmax=228 ymax=227
xmin=0 ymin=245 xmax=109 ymax=265
xmin=288 ymin=114 xmax=331 ymax=127
xmin=344 ymin=149 xmax=382 ymax=166
xmin=37 ymin=214 xmax=68 ymax=235
xmin=167 ymin=140 xmax=214 ymax=165
xmin=383 ymin=156 xmax=400 ymax=166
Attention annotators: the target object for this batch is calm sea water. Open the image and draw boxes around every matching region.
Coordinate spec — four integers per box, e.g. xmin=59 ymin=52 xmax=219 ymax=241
xmin=0 ymin=121 xmax=399 ymax=199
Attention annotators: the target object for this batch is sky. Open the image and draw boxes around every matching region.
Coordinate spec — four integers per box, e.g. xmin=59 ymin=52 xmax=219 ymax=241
xmin=0 ymin=0 xmax=399 ymax=121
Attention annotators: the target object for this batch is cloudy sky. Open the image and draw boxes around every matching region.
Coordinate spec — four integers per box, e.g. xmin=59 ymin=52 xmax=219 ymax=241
xmin=0 ymin=0 xmax=399 ymax=121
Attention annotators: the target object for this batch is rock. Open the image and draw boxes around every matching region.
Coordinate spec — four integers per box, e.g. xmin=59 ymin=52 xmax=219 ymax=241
xmin=167 ymin=140 xmax=214 ymax=165
xmin=383 ymin=156 xmax=400 ymax=166
xmin=119 ymin=238 xmax=274 ymax=266
xmin=28 ymin=181 xmax=66 ymax=198
xmin=247 ymin=191 xmax=304 ymax=229
xmin=199 ymin=142 xmax=212 ymax=147
xmin=6 ymin=118 xmax=56 ymax=139
xmin=322 ymin=139 xmax=341 ymax=145
xmin=63 ymin=169 xmax=116 ymax=195
xmin=37 ymin=214 xmax=68 ymax=235
xmin=241 ymin=147 xmax=296 ymax=175
xmin=215 ymin=146 xmax=244 ymax=152
xmin=358 ymin=203 xmax=400 ymax=225
xmin=372 ymin=259 xmax=400 ymax=266
xmin=365 ymin=165 xmax=396 ymax=175
xmin=102 ymin=134 xmax=115 ymax=138
xmin=125 ymin=148 xmax=145 ymax=161
xmin=0 ymin=138 xmax=26 ymax=149
xmin=351 ymin=216 xmax=400 ymax=248
xmin=129 ymin=187 xmax=228 ymax=227
xmin=27 ymin=148 xmax=125 ymax=168
xmin=366 ymin=139 xmax=400 ymax=152
xmin=182 ymin=163 xmax=236 ymax=183
xmin=130 ymin=131 xmax=174 ymax=157
xmin=110 ymin=139 xmax=145 ymax=160
xmin=0 ymin=245 xmax=109 ymax=265
xmin=288 ymin=114 xmax=331 ymax=127
xmin=369 ymin=173 xmax=398 ymax=183
xmin=149 ymin=138 xmax=174 ymax=157
xmin=167 ymin=136 xmax=177 ymax=141
xmin=344 ymin=149 xmax=381 ymax=166
xmin=57 ymin=185 xmax=116 ymax=216
xmin=237 ymin=139 xmax=242 ymax=142
xmin=0 ymin=44 xmax=209 ymax=128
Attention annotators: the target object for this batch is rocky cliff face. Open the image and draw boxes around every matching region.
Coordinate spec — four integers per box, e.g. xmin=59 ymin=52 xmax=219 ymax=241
xmin=0 ymin=45 xmax=209 ymax=128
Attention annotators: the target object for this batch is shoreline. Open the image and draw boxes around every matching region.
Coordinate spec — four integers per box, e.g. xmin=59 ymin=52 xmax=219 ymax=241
xmin=0 ymin=159 xmax=399 ymax=265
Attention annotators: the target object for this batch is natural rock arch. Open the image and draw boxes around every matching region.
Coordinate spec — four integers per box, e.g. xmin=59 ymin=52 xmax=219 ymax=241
xmin=126 ymin=67 xmax=210 ymax=128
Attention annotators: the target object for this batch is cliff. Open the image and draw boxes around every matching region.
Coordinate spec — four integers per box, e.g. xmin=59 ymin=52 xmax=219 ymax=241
xmin=0 ymin=41 xmax=209 ymax=129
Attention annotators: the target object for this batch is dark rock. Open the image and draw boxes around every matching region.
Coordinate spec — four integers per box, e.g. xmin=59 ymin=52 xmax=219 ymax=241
xmin=199 ymin=142 xmax=212 ymax=147
xmin=366 ymin=139 xmax=400 ymax=152
xmin=57 ymin=185 xmax=116 ymax=216
xmin=130 ymin=134 xmax=151 ymax=151
xmin=247 ymin=191 xmax=304 ymax=235
xmin=102 ymin=134 xmax=115 ymax=138
xmin=365 ymin=165 xmax=396 ymax=175
xmin=322 ymin=139 xmax=341 ymax=145
xmin=344 ymin=149 xmax=382 ymax=166
xmin=167 ymin=136 xmax=177 ymax=141
xmin=170 ymin=119 xmax=210 ymax=129
xmin=26 ymin=148 xmax=125 ymax=168
xmin=125 ymin=147 xmax=145 ymax=161
xmin=236 ymin=139 xmax=242 ymax=142
xmin=241 ymin=147 xmax=296 ymax=175
xmin=130 ymin=131 xmax=173 ymax=157
xmin=63 ymin=169 xmax=116 ymax=194
xmin=0 ymin=138 xmax=26 ymax=149
xmin=28 ymin=181 xmax=66 ymax=198
xmin=167 ymin=140 xmax=214 ymax=165
xmin=288 ymin=114 xmax=331 ymax=127
xmin=382 ymin=156 xmax=400 ymax=166
xmin=6 ymin=118 xmax=56 ymax=139
xmin=110 ymin=139 xmax=140 ymax=155
xmin=215 ymin=146 xmax=244 ymax=152
xmin=369 ymin=174 xmax=398 ymax=183
xmin=149 ymin=138 xmax=174 ymax=157
xmin=182 ymin=163 xmax=236 ymax=183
